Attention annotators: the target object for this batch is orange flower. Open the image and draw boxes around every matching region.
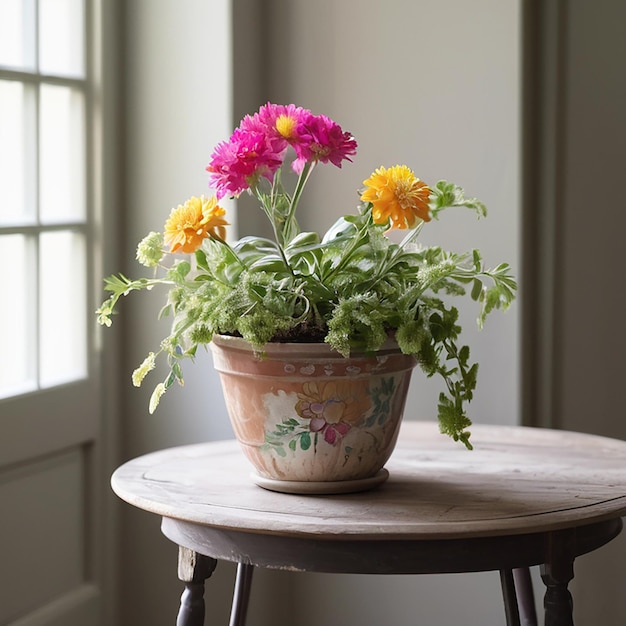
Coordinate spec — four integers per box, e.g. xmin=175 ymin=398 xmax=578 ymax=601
xmin=163 ymin=195 xmax=228 ymax=254
xmin=361 ymin=165 xmax=431 ymax=229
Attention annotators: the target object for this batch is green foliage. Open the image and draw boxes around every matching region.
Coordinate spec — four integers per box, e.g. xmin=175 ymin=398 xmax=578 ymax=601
xmin=97 ymin=178 xmax=517 ymax=447
xmin=430 ymin=180 xmax=487 ymax=220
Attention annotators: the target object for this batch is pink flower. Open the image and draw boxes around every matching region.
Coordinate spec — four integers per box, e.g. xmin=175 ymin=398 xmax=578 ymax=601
xmin=292 ymin=113 xmax=358 ymax=173
xmin=238 ymin=104 xmax=357 ymax=175
xmin=242 ymin=103 xmax=310 ymax=144
xmin=206 ymin=127 xmax=285 ymax=199
xmin=206 ymin=103 xmax=358 ymax=196
xmin=309 ymin=417 xmax=351 ymax=445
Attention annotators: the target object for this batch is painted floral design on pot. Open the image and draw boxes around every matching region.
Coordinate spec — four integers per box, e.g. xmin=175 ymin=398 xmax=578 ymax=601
xmin=296 ymin=380 xmax=372 ymax=444
xmin=210 ymin=334 xmax=417 ymax=485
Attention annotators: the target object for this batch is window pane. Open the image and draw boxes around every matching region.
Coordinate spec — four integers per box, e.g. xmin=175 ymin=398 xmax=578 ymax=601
xmin=38 ymin=0 xmax=85 ymax=77
xmin=39 ymin=231 xmax=87 ymax=387
xmin=0 ymin=0 xmax=35 ymax=70
xmin=39 ymin=84 xmax=86 ymax=223
xmin=0 ymin=81 xmax=25 ymax=224
xmin=0 ymin=235 xmax=36 ymax=398
xmin=0 ymin=80 xmax=36 ymax=226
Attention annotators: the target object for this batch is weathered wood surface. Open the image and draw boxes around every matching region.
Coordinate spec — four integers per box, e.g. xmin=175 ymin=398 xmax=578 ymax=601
xmin=111 ymin=421 xmax=626 ymax=540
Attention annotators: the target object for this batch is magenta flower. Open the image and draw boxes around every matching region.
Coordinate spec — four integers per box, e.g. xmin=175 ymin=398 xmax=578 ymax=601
xmin=206 ymin=103 xmax=358 ymax=197
xmin=241 ymin=102 xmax=311 ymax=144
xmin=236 ymin=104 xmax=357 ymax=175
xmin=206 ymin=127 xmax=285 ymax=199
xmin=292 ymin=113 xmax=358 ymax=173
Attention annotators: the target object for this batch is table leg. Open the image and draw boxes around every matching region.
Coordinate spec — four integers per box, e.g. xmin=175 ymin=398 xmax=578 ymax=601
xmin=176 ymin=546 xmax=218 ymax=626
xmin=229 ymin=563 xmax=255 ymax=626
xmin=500 ymin=568 xmax=539 ymax=626
xmin=500 ymin=569 xmax=521 ymax=626
xmin=541 ymin=532 xmax=575 ymax=626
xmin=513 ymin=567 xmax=538 ymax=626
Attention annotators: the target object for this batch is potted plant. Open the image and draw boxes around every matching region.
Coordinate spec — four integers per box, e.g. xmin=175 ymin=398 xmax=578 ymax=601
xmin=98 ymin=103 xmax=516 ymax=493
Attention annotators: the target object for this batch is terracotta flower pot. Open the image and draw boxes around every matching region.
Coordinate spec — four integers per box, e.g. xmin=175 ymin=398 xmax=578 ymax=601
xmin=210 ymin=334 xmax=417 ymax=494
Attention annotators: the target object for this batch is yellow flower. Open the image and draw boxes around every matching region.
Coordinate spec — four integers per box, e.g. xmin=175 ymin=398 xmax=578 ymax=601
xmin=361 ymin=165 xmax=431 ymax=229
xmin=163 ymin=195 xmax=228 ymax=254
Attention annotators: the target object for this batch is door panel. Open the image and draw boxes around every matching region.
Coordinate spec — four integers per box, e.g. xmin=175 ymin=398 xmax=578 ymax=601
xmin=0 ymin=383 xmax=97 ymax=468
xmin=0 ymin=450 xmax=85 ymax=623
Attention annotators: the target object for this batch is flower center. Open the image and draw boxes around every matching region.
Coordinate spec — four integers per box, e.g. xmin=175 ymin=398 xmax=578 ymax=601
xmin=310 ymin=143 xmax=330 ymax=159
xmin=395 ymin=181 xmax=415 ymax=209
xmin=275 ymin=115 xmax=297 ymax=139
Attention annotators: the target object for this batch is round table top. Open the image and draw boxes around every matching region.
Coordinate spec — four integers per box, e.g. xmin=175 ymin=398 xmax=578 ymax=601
xmin=111 ymin=421 xmax=626 ymax=540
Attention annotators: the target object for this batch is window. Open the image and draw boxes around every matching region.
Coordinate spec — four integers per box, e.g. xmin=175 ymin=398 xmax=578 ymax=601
xmin=0 ymin=0 xmax=90 ymax=398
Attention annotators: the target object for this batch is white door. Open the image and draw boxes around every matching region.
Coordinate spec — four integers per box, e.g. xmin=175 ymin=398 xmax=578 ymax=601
xmin=0 ymin=1 xmax=112 ymax=623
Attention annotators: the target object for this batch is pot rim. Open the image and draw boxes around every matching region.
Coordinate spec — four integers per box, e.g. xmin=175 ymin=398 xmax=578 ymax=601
xmin=210 ymin=333 xmax=405 ymax=359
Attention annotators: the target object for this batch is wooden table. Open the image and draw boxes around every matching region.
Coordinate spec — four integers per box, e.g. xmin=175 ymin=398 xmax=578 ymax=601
xmin=111 ymin=421 xmax=626 ymax=626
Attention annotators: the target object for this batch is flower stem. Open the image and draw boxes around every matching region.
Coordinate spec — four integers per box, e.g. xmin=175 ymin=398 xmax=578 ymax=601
xmin=287 ymin=161 xmax=314 ymax=229
xmin=398 ymin=220 xmax=424 ymax=249
xmin=254 ymin=182 xmax=296 ymax=276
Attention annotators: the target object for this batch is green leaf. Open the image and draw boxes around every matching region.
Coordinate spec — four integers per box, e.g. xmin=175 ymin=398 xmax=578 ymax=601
xmin=300 ymin=432 xmax=311 ymax=451
xmin=165 ymin=370 xmax=176 ymax=389
xmin=176 ymin=261 xmax=191 ymax=278
xmin=235 ymin=236 xmax=281 ymax=258
xmin=429 ymin=312 xmax=444 ymax=341
xmin=430 ymin=180 xmax=487 ymax=220
xmin=158 ymin=303 xmax=172 ymax=319
xmin=285 ymin=231 xmax=321 ymax=250
xmin=458 ymin=345 xmax=470 ymax=365
xmin=470 ymin=278 xmax=483 ymax=301
xmin=195 ymin=249 xmax=209 ymax=272
xmin=172 ymin=361 xmax=184 ymax=382
xmin=248 ymin=257 xmax=288 ymax=273
xmin=321 ymin=216 xmax=358 ymax=243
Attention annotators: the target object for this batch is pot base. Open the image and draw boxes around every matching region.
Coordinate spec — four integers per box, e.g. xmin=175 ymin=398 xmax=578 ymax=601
xmin=251 ymin=468 xmax=389 ymax=495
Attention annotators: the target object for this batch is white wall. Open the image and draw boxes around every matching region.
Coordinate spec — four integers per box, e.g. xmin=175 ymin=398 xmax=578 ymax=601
xmin=122 ymin=2 xmax=234 ymax=452
xmin=119 ymin=2 xmax=289 ymax=624
xmin=251 ymin=0 xmax=521 ymax=624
